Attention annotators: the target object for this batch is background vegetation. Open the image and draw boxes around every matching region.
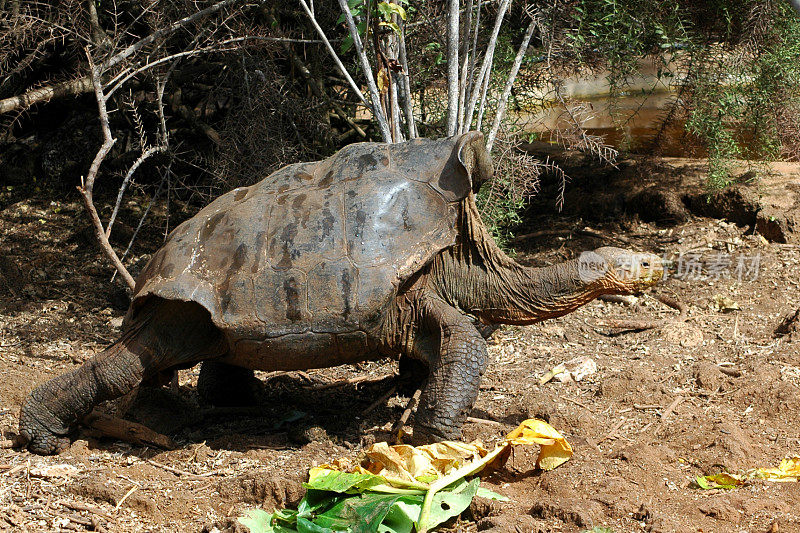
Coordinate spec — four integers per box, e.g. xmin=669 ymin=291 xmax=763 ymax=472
xmin=1 ymin=0 xmax=799 ymax=281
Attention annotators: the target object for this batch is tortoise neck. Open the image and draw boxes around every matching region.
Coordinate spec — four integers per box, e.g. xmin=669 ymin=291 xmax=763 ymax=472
xmin=430 ymin=196 xmax=606 ymax=324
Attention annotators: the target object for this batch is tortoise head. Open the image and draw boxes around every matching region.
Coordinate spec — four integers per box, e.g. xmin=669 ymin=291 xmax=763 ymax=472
xmin=455 ymin=131 xmax=494 ymax=193
xmin=579 ymin=247 xmax=664 ymax=295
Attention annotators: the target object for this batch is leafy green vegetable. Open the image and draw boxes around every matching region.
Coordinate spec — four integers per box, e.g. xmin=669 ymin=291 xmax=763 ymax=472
xmin=238 ymin=418 xmax=572 ymax=532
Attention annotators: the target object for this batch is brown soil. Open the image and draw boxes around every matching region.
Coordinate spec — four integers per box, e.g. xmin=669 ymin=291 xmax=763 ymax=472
xmin=2 ymin=157 xmax=800 ymax=533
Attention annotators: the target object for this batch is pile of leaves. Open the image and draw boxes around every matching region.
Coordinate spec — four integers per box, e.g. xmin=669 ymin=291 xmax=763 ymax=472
xmin=238 ymin=419 xmax=573 ymax=533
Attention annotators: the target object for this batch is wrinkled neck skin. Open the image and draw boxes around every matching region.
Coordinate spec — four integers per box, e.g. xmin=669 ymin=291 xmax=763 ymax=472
xmin=427 ymin=196 xmax=611 ymax=325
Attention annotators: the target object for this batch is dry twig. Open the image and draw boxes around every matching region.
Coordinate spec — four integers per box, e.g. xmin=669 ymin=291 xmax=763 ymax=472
xmin=393 ymin=388 xmax=423 ymax=443
xmin=466 ymin=416 xmax=504 ymax=427
xmin=82 ymin=412 xmax=176 ymax=450
xmin=146 ymin=460 xmax=218 ymax=481
xmin=363 ymin=385 xmax=398 ymax=415
xmin=305 ymin=373 xmax=395 ymax=391
xmin=661 ymin=396 xmax=684 ymax=422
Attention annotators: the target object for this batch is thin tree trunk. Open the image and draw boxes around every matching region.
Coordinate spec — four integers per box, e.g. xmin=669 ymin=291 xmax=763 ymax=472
xmin=387 ymin=13 xmax=403 ymax=142
xmin=457 ymin=0 xmax=473 ymax=133
xmin=464 ymin=0 xmax=482 ymax=129
xmin=486 ymin=17 xmax=536 ymax=151
xmin=334 ymin=0 xmax=392 ymax=142
xmin=463 ymin=0 xmax=511 ymax=130
xmin=398 ymin=21 xmax=417 ymax=139
xmin=445 ymin=0 xmax=460 ymax=136
xmin=475 ymin=57 xmax=492 ymax=131
xmin=299 ymin=0 xmax=370 ymax=109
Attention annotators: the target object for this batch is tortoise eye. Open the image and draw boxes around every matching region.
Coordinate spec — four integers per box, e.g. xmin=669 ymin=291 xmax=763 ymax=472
xmin=642 ymin=261 xmax=650 ymax=268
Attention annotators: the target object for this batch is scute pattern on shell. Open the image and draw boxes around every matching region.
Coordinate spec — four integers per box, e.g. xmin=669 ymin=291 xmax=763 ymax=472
xmin=130 ymin=135 xmax=484 ymax=344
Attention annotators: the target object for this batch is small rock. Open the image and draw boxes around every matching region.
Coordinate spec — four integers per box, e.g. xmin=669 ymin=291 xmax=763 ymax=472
xmin=663 ymin=322 xmax=703 ymax=347
xmin=30 ymin=463 xmax=80 ymax=479
xmin=571 ymin=358 xmax=597 ymax=382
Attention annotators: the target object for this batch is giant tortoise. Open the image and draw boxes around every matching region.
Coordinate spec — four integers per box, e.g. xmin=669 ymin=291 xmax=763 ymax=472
xmin=20 ymin=132 xmax=663 ymax=454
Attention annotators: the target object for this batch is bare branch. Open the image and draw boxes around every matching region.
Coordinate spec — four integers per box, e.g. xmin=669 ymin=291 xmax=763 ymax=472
xmin=106 ymin=145 xmax=166 ymax=238
xmin=116 ymin=168 xmax=169 ymax=272
xmin=101 ymin=0 xmax=243 ymax=72
xmin=280 ymin=39 xmax=367 ymax=139
xmin=107 ymin=27 xmax=326 ymax=98
xmin=332 ymin=0 xmax=393 ymax=142
xmin=77 ymin=56 xmax=135 ymax=291
xmin=463 ymin=0 xmax=511 ymax=131
xmin=297 ymin=0 xmax=368 ymax=107
xmin=487 ymin=17 xmax=537 ymax=152
xmin=0 ymin=76 xmax=94 ymax=115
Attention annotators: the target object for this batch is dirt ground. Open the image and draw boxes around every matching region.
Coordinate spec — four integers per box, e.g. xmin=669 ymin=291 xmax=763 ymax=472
xmin=1 ymin=156 xmax=800 ymax=533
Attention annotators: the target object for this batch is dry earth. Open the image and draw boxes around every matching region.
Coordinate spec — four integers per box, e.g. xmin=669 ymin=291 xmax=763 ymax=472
xmin=1 ymin=157 xmax=800 ymax=533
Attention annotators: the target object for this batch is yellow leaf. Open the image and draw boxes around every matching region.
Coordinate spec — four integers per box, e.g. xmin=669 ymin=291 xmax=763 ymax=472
xmin=361 ymin=440 xmax=489 ymax=485
xmin=377 ymin=68 xmax=389 ymax=94
xmin=315 ymin=419 xmax=572 ymax=492
xmin=503 ymin=419 xmax=573 ymax=470
xmin=756 ymin=456 xmax=800 ymax=482
xmin=539 ymin=364 xmax=566 ymax=385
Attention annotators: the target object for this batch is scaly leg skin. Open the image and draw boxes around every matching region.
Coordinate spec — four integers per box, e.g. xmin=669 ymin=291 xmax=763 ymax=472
xmin=411 ymin=295 xmax=489 ymax=444
xmin=19 ymin=299 xmax=227 ymax=455
xmin=197 ymin=361 xmax=260 ymax=406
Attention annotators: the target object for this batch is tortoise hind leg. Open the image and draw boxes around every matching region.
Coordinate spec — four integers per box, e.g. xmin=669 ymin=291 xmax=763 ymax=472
xmin=19 ymin=298 xmax=227 ymax=455
xmin=197 ymin=361 xmax=261 ymax=406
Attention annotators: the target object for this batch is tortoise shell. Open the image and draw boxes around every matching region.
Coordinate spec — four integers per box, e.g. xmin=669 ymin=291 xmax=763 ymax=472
xmin=129 ymin=132 xmax=492 ymax=350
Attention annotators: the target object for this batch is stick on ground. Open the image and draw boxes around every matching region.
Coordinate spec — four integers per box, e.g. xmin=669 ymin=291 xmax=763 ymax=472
xmin=393 ymin=388 xmax=423 ymax=443
xmin=82 ymin=411 xmax=176 ymax=450
xmin=305 ymin=373 xmax=395 ymax=391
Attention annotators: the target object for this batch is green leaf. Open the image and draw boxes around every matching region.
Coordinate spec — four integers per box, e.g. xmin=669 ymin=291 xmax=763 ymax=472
xmin=695 ymin=475 xmax=711 ymax=489
xmin=297 ymin=490 xmax=349 ymax=518
xmin=340 ymin=35 xmax=354 ymax=54
xmin=305 ymin=469 xmax=384 ymax=493
xmin=377 ymin=2 xmax=406 ymax=21
xmin=314 ymin=493 xmax=420 ymax=533
xmin=419 ymin=478 xmax=480 ymax=531
xmin=238 ymin=509 xmax=275 ymax=533
xmin=476 ymin=486 xmax=510 ymax=502
xmin=296 ymin=518 xmax=334 ymax=533
xmin=378 ymin=500 xmax=419 ymax=533
xmin=238 ymin=509 xmax=299 ymax=533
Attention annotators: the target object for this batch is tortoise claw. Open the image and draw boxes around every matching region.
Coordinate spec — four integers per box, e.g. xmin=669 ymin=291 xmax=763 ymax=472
xmin=19 ymin=392 xmax=73 ymax=455
xmin=19 ymin=426 xmax=71 ymax=455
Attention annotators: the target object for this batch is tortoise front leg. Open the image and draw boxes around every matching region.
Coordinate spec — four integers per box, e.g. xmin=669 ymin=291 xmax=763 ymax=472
xmin=411 ymin=295 xmax=489 ymax=444
xmin=20 ymin=299 xmax=227 ymax=454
